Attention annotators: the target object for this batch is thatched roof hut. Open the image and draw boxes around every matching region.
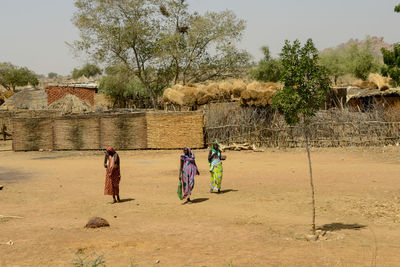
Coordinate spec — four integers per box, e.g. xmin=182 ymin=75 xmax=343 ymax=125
xmin=0 ymin=87 xmax=47 ymax=110
xmin=346 ymin=87 xmax=400 ymax=112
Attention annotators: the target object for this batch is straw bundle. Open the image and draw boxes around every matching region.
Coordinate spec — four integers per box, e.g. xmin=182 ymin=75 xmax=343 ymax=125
xmin=180 ymin=86 xmax=198 ymax=107
xmin=219 ymin=82 xmax=233 ymax=100
xmin=240 ymin=82 xmax=281 ymax=106
xmin=368 ymin=73 xmax=391 ymax=91
xmin=205 ymin=83 xmax=221 ymax=100
xmin=231 ymin=80 xmax=247 ymax=98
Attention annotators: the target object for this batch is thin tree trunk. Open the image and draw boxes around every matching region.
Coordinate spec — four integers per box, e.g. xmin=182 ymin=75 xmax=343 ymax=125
xmin=304 ymin=123 xmax=316 ymax=234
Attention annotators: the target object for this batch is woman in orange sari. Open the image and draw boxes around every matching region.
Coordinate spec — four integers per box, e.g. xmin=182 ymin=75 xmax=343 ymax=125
xmin=104 ymin=147 xmax=121 ymax=203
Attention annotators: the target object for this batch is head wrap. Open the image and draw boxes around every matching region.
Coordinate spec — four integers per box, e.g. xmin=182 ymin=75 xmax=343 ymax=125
xmin=181 ymin=147 xmax=195 ymax=162
xmin=211 ymin=142 xmax=220 ymax=153
xmin=106 ymin=147 xmax=116 ymax=154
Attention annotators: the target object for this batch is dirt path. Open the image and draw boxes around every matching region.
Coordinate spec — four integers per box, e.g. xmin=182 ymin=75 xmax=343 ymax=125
xmin=1 ymin=146 xmax=400 ymax=266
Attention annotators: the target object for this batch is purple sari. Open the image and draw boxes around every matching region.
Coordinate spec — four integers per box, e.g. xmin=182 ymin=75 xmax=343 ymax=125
xmin=180 ymin=148 xmax=197 ymax=199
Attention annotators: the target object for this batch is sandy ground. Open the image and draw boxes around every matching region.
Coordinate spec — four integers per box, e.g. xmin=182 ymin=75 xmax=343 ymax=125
xmin=1 ymin=141 xmax=400 ymax=266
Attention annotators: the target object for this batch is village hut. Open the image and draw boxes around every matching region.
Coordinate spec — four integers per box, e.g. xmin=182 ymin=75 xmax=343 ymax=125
xmin=0 ymin=87 xmax=47 ymax=110
xmin=346 ymin=87 xmax=400 ymax=114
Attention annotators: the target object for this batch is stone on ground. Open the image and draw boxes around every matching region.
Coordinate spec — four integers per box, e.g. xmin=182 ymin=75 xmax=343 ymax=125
xmin=85 ymin=217 xmax=110 ymax=228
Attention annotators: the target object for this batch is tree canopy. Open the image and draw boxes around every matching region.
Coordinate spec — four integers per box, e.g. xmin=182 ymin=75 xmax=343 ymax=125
xmin=395 ymin=4 xmax=400 ymax=12
xmin=319 ymin=38 xmax=381 ymax=82
xmin=0 ymin=62 xmax=39 ymax=91
xmin=99 ymin=64 xmax=149 ymax=108
xmin=48 ymin=72 xmax=58 ymax=79
xmin=72 ymin=0 xmax=250 ymax=107
xmin=250 ymin=46 xmax=282 ymax=83
xmin=381 ymin=43 xmax=400 ymax=87
xmin=272 ymin=39 xmax=331 ymax=125
xmin=72 ymin=63 xmax=102 ymax=79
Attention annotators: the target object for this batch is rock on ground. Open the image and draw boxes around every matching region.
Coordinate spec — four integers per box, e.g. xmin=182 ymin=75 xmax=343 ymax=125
xmin=85 ymin=217 xmax=110 ymax=228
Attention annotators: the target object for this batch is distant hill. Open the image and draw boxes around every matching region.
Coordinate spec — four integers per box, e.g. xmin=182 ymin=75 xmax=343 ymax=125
xmin=321 ymin=36 xmax=393 ymax=61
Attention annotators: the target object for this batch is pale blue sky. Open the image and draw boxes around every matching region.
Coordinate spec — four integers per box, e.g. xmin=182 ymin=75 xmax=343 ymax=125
xmin=0 ymin=0 xmax=398 ymax=75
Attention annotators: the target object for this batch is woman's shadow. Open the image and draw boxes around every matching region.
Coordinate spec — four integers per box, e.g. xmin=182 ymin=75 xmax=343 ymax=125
xmin=118 ymin=198 xmax=135 ymax=203
xmin=211 ymin=189 xmax=238 ymax=194
xmin=182 ymin=198 xmax=209 ymax=205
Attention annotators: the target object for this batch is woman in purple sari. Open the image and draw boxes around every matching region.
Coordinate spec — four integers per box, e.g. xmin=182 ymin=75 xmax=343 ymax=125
xmin=179 ymin=147 xmax=200 ymax=202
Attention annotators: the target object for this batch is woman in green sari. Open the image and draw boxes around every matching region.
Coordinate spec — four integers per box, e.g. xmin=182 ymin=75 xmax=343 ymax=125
xmin=208 ymin=142 xmax=223 ymax=193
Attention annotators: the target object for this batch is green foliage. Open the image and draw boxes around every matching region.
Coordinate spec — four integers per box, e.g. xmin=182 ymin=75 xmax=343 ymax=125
xmin=250 ymin=46 xmax=282 ymax=82
xmin=395 ymin=4 xmax=400 ymax=12
xmin=72 ymin=63 xmax=102 ymax=79
xmin=381 ymin=43 xmax=400 ymax=86
xmin=319 ymin=49 xmax=346 ymax=85
xmin=99 ymin=65 xmax=148 ymax=108
xmin=272 ymin=39 xmax=331 ymax=125
xmin=72 ymin=0 xmax=250 ymax=107
xmin=0 ymin=62 xmax=39 ymax=91
xmin=346 ymin=43 xmax=380 ymax=80
xmin=319 ymin=39 xmax=381 ymax=82
xmin=48 ymin=72 xmax=58 ymax=79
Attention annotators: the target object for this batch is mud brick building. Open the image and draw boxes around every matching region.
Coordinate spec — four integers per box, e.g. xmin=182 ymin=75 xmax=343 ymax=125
xmin=46 ymin=84 xmax=98 ymax=106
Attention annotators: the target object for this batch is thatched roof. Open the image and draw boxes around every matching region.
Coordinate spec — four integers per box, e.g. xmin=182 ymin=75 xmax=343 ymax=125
xmin=346 ymin=87 xmax=400 ymax=102
xmin=47 ymin=94 xmax=94 ymax=114
xmin=0 ymin=87 xmax=47 ymax=110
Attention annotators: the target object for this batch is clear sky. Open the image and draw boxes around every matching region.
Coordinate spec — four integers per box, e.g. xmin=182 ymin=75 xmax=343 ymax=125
xmin=0 ymin=0 xmax=399 ymax=76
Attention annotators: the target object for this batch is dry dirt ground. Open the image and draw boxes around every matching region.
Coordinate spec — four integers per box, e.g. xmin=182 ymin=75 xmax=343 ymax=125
xmin=1 ymin=141 xmax=400 ymax=266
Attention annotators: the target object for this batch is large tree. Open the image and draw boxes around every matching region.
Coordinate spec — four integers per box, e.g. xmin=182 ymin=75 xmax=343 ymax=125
xmin=319 ymin=48 xmax=346 ymax=85
xmin=250 ymin=46 xmax=282 ymax=83
xmin=72 ymin=63 xmax=102 ymax=79
xmin=99 ymin=64 xmax=149 ymax=108
xmin=272 ymin=39 xmax=331 ymax=235
xmin=0 ymin=62 xmax=39 ymax=91
xmin=72 ymin=0 xmax=249 ymax=107
xmin=381 ymin=43 xmax=400 ymax=87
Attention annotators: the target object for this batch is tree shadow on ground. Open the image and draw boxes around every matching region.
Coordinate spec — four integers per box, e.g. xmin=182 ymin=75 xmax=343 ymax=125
xmin=317 ymin=222 xmax=367 ymax=232
xmin=118 ymin=198 xmax=135 ymax=203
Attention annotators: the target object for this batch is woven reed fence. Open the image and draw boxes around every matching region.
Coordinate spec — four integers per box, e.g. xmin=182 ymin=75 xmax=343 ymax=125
xmin=12 ymin=111 xmax=204 ymax=151
xmin=146 ymin=112 xmax=204 ymax=149
xmin=204 ymin=103 xmax=400 ymax=147
xmin=12 ymin=118 xmax=53 ymax=151
xmin=100 ymin=113 xmax=147 ymax=149
xmin=0 ymin=110 xmax=61 ymax=137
